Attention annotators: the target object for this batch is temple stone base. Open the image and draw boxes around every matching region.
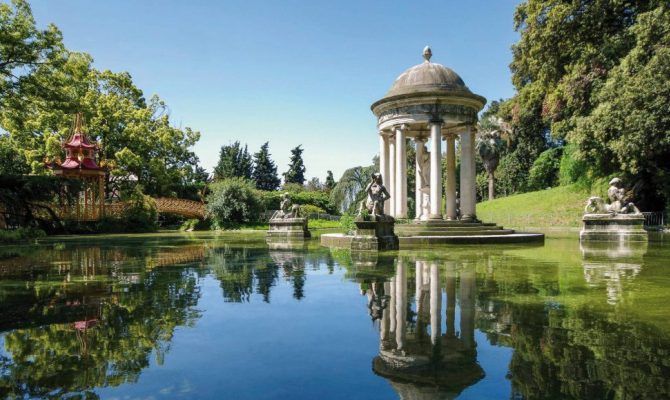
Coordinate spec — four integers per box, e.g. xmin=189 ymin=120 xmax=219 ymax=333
xmin=580 ymin=214 xmax=647 ymax=242
xmin=321 ymin=219 xmax=544 ymax=248
xmin=350 ymin=219 xmax=399 ymax=251
xmin=267 ymin=218 xmax=310 ymax=240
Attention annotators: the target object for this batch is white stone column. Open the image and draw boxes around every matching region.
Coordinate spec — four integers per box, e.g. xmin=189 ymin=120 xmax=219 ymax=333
xmin=445 ymin=134 xmax=457 ymax=220
xmin=429 ymin=262 xmax=441 ymax=345
xmin=429 ymin=121 xmax=443 ymax=219
xmin=395 ymin=259 xmax=407 ymax=351
xmin=460 ymin=265 xmax=475 ymax=350
xmin=388 ymin=133 xmax=396 ymax=217
xmin=414 ymin=137 xmax=426 ymax=220
xmin=460 ymin=127 xmax=476 ymax=221
xmin=379 ymin=132 xmax=390 ymax=215
xmin=395 ymin=125 xmax=407 ymax=219
xmin=470 ymin=127 xmax=478 ymax=220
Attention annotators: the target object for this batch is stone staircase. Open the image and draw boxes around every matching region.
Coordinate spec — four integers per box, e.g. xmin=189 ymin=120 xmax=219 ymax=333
xmin=394 ymin=220 xmax=543 ymax=246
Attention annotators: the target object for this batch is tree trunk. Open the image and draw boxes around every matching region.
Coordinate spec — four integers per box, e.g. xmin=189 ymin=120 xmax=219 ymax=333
xmin=488 ymin=172 xmax=495 ymax=201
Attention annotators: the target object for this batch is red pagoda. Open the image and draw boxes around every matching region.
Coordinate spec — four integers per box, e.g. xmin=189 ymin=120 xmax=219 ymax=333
xmin=53 ymin=114 xmax=106 ymax=220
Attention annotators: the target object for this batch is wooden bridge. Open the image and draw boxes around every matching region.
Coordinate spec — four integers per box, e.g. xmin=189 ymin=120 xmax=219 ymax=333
xmin=106 ymin=197 xmax=206 ymax=220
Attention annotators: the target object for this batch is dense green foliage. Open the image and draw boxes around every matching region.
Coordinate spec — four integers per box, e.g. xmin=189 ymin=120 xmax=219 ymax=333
xmin=258 ymin=189 xmax=336 ymax=214
xmin=252 ymin=141 xmax=280 ymax=191
xmin=0 ymin=175 xmax=81 ymax=231
xmin=214 ymin=141 xmax=253 ymax=181
xmin=0 ymin=227 xmax=45 ymax=243
xmin=527 ymin=146 xmax=563 ymax=190
xmin=206 ymin=178 xmax=262 ymax=228
xmin=283 ymin=145 xmax=306 ymax=185
xmin=0 ymin=0 xmax=203 ymax=200
xmin=499 ymin=0 xmax=670 ymax=210
xmin=330 ymin=163 xmax=378 ymax=213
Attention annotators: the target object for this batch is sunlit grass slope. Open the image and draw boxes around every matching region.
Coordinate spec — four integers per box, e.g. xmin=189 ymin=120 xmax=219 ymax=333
xmin=477 ymin=185 xmax=592 ymax=228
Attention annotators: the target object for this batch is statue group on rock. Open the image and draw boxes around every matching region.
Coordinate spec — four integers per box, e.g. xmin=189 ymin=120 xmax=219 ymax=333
xmin=585 ymin=178 xmax=641 ymax=215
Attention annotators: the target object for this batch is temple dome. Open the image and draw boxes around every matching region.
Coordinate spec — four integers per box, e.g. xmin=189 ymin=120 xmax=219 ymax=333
xmin=386 ymin=61 xmax=470 ymax=97
xmin=384 ymin=46 xmax=471 ymax=98
xmin=371 ymin=47 xmax=485 ymax=118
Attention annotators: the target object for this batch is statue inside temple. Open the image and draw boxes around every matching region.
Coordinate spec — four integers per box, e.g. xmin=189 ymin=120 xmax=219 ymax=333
xmin=273 ymin=192 xmax=301 ymax=219
xmin=416 ymin=143 xmax=431 ymax=220
xmin=584 ymin=178 xmax=640 ymax=215
xmin=358 ymin=173 xmax=391 ymax=219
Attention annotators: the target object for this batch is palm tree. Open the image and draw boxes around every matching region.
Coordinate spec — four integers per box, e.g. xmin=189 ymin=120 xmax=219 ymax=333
xmin=476 ymin=117 xmax=508 ymax=200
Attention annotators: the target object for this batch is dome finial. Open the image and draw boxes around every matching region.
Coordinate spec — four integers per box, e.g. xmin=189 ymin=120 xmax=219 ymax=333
xmin=422 ymin=46 xmax=432 ymax=63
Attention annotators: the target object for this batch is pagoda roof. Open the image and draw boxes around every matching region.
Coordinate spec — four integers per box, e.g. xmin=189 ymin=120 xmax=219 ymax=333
xmin=64 ymin=132 xmax=97 ymax=149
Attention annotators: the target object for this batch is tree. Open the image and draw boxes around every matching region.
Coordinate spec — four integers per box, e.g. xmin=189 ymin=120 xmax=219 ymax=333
xmin=283 ymin=145 xmax=306 ymax=185
xmin=476 ymin=118 xmax=507 ymax=200
xmin=214 ymin=141 xmax=253 ymax=181
xmin=570 ymin=6 xmax=670 ymax=210
xmin=306 ymin=177 xmax=323 ymax=192
xmin=0 ymin=0 xmax=64 ymax=108
xmin=330 ymin=161 xmax=378 ymax=213
xmin=0 ymin=2 xmax=203 ymax=199
xmin=325 ymin=170 xmax=336 ymax=191
xmin=252 ymin=141 xmax=280 ymax=191
xmin=206 ymin=178 xmax=261 ymax=227
xmin=0 ymin=135 xmax=29 ymax=175
xmin=527 ymin=147 xmax=563 ymax=190
xmin=508 ymin=0 xmax=667 ymax=207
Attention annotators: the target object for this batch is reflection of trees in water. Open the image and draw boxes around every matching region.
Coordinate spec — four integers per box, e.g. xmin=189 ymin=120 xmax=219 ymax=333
xmin=0 ymin=245 xmax=203 ymax=399
xmin=208 ymin=246 xmax=334 ymax=302
xmin=472 ymin=251 xmax=670 ymax=400
xmin=357 ymin=251 xmax=670 ymax=400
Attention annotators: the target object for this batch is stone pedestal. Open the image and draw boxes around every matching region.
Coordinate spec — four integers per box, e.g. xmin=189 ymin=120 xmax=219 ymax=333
xmin=267 ymin=218 xmax=310 ymax=240
xmin=350 ymin=218 xmax=399 ymax=251
xmin=580 ymin=214 xmax=647 ymax=242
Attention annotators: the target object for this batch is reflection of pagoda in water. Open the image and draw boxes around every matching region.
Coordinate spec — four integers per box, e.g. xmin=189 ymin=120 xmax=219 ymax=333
xmin=370 ymin=259 xmax=484 ymax=399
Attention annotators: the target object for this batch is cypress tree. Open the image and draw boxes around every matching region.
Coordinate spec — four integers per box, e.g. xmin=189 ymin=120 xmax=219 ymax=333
xmin=214 ymin=141 xmax=253 ymax=180
xmin=252 ymin=142 xmax=280 ymax=190
xmin=325 ymin=170 xmax=336 ymax=190
xmin=283 ymin=145 xmax=306 ymax=185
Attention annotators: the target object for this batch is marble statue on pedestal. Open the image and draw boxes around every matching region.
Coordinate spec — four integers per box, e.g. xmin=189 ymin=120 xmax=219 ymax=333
xmin=581 ymin=177 xmax=646 ymax=242
xmin=358 ymin=173 xmax=391 ymax=220
xmin=352 ymin=173 xmax=398 ymax=251
xmin=267 ymin=192 xmax=309 ymax=240
xmin=273 ymin=192 xmax=301 ymax=219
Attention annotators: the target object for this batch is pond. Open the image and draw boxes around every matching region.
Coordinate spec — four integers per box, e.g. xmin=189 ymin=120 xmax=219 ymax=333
xmin=0 ymin=232 xmax=669 ymax=399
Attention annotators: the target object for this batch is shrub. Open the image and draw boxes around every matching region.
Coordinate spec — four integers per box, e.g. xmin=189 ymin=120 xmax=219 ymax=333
xmin=0 ymin=227 xmax=46 ymax=244
xmin=299 ymin=204 xmax=326 ymax=216
xmin=123 ymin=187 xmax=159 ymax=232
xmin=207 ymin=178 xmax=261 ymax=228
xmin=527 ymin=147 xmax=563 ymax=191
xmin=559 ymin=143 xmax=589 ymax=186
xmin=257 ymin=190 xmax=336 ymax=214
xmin=339 ymin=213 xmax=356 ymax=235
xmin=179 ymin=218 xmax=210 ymax=231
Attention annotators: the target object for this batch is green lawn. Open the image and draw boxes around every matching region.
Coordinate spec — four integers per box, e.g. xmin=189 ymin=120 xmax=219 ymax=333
xmin=477 ymin=184 xmax=596 ymax=228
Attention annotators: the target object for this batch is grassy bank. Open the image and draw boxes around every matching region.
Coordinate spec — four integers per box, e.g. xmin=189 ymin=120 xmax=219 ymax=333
xmin=0 ymin=228 xmax=47 ymax=244
xmin=477 ymin=184 xmax=596 ymax=229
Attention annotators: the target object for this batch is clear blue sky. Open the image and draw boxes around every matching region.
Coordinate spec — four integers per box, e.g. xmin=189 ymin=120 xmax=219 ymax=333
xmin=30 ymin=0 xmax=521 ymax=181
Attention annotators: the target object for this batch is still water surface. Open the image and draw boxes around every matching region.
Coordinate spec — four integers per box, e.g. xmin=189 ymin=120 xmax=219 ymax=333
xmin=0 ymin=232 xmax=669 ymax=399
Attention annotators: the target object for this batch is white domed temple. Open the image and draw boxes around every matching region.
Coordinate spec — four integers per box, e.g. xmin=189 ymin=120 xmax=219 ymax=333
xmin=321 ymin=47 xmax=544 ymax=247
xmin=372 ymin=46 xmax=484 ymax=222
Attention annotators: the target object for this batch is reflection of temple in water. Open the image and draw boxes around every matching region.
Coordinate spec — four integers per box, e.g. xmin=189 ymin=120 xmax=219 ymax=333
xmin=368 ymin=258 xmax=484 ymax=399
